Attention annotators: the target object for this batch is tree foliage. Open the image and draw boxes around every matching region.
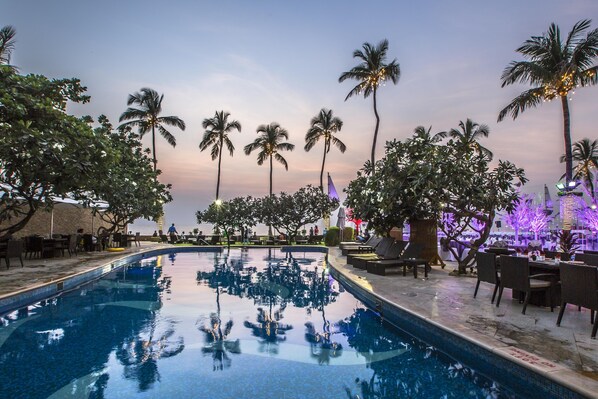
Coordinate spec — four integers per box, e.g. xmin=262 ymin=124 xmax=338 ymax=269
xmin=345 ymin=121 xmax=526 ymax=273
xmin=79 ymin=116 xmax=172 ymax=233
xmin=257 ymin=185 xmax=339 ymax=241
xmin=0 ymin=68 xmax=98 ymax=239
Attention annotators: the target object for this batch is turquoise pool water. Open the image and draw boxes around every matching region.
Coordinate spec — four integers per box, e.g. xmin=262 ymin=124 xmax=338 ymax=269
xmin=0 ymin=249 xmax=517 ymax=398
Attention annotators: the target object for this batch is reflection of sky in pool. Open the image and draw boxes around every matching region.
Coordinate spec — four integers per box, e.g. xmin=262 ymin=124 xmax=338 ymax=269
xmin=0 ymin=249 xmax=516 ymax=398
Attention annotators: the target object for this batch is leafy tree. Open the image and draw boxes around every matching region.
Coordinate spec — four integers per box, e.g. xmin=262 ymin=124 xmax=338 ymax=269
xmin=0 ymin=67 xmax=105 ymax=240
xmin=196 ymin=200 xmax=236 ymax=246
xmin=346 ymin=121 xmax=526 ymax=274
xmin=227 ymin=196 xmax=259 ymax=241
xmin=244 ymin=123 xmax=295 ymax=197
xmin=498 ymin=19 xmax=598 ymax=183
xmin=562 ymin=138 xmax=598 ymax=197
xmin=199 ymin=110 xmax=242 ymax=200
xmin=501 ymin=191 xmax=532 ymax=243
xmin=118 ymin=88 xmax=186 ymax=172
xmin=257 ymin=185 xmax=339 ymax=241
xmin=339 ymin=39 xmax=400 ymax=166
xmin=304 ymin=108 xmax=346 ymax=190
xmin=79 ymin=116 xmax=172 ymax=233
xmin=0 ymin=25 xmax=17 ymax=71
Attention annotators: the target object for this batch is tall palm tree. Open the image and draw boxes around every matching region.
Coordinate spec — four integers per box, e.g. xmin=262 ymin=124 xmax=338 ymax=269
xmin=561 ymin=138 xmax=598 ymax=196
xmin=0 ymin=25 xmax=17 ymax=71
xmin=304 ymin=108 xmax=346 ymax=191
xmin=244 ymin=122 xmax=295 ymax=197
xmin=119 ymin=88 xmax=186 ymax=171
xmin=446 ymin=119 xmax=493 ymax=159
xmin=339 ymin=39 xmax=400 ymax=166
xmin=498 ymin=19 xmax=598 ymax=182
xmin=200 ymin=111 xmax=242 ymax=200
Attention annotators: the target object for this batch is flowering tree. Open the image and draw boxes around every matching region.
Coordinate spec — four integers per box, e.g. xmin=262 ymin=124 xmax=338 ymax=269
xmin=345 ymin=208 xmax=363 ymax=235
xmin=502 ymin=192 xmax=531 ymax=243
xmin=528 ymin=205 xmax=550 ymax=240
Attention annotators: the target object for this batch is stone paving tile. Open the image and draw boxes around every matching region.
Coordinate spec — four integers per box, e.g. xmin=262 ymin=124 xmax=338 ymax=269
xmin=327 ymin=247 xmax=598 ymax=386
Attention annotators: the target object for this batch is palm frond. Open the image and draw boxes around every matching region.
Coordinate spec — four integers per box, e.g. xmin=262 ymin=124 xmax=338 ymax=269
xmin=497 ymin=88 xmax=544 ymax=121
xmin=274 ymin=153 xmax=289 ymax=170
xmin=157 ymin=125 xmax=177 ymax=147
xmin=159 ymin=115 xmax=186 ymax=130
xmin=0 ymin=25 xmax=17 ymax=65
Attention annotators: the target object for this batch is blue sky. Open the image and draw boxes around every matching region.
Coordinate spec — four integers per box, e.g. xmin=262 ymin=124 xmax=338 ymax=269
xmin=3 ymin=0 xmax=598 ymax=234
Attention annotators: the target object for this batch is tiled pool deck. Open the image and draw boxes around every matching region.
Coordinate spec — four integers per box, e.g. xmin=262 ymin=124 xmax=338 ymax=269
xmin=0 ymin=243 xmax=596 ymax=397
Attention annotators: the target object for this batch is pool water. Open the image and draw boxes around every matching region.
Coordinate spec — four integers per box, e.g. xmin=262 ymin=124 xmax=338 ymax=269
xmin=0 ymin=249 xmax=516 ymax=398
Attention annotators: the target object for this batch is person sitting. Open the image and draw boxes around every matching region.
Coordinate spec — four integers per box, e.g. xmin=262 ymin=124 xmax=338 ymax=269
xmin=152 ymin=230 xmax=158 ymax=237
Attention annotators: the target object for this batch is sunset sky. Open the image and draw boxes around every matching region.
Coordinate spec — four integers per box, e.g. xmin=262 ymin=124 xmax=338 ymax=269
xmin=3 ymin=0 xmax=598 ymax=234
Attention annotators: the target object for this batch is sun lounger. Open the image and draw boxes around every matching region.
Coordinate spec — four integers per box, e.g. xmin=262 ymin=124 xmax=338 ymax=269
xmin=351 ymin=240 xmax=408 ymax=269
xmin=346 ymin=237 xmax=395 ymax=268
xmin=341 ymin=236 xmax=382 ymax=256
xmin=365 ymin=243 xmax=427 ymax=277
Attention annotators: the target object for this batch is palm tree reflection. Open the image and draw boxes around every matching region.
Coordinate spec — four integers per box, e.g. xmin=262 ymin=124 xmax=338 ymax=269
xmin=117 ymin=322 xmax=185 ymax=391
xmin=244 ymin=304 xmax=293 ymax=355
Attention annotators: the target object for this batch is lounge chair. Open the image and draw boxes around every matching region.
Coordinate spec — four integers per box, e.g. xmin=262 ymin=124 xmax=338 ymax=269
xmin=365 ymin=243 xmax=425 ymax=276
xmin=341 ymin=236 xmax=382 ymax=256
xmin=346 ymin=237 xmax=395 ymax=268
xmin=556 ymin=262 xmax=598 ymax=338
xmin=339 ymin=236 xmax=375 ymax=250
xmin=0 ymin=239 xmax=24 ymax=269
xmin=351 ymin=240 xmax=408 ymax=270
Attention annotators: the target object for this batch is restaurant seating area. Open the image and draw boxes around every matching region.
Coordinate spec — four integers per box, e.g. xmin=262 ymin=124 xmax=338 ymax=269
xmin=0 ymin=232 xmax=142 ymax=268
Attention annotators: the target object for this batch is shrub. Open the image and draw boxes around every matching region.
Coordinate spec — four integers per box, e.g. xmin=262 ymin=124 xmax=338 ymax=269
xmin=325 ymin=226 xmax=340 ymax=246
xmin=342 ymin=227 xmax=354 ymax=241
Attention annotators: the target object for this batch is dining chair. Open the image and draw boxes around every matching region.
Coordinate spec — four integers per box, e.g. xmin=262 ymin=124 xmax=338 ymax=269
xmin=496 ymin=255 xmax=556 ymax=314
xmin=2 ymin=239 xmax=24 ymax=269
xmin=474 ymin=252 xmax=500 ymax=303
xmin=556 ymin=263 xmax=598 ymax=338
xmin=544 ymin=250 xmax=571 ymax=261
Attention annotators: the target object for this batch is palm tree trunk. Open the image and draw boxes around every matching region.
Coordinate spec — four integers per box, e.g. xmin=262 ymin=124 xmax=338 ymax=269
xmin=561 ymin=95 xmax=573 ymax=182
xmin=371 ymin=87 xmax=380 ymax=167
xmin=152 ymin=125 xmax=157 ymax=172
xmin=269 ymin=155 xmax=273 ymax=237
xmin=319 ymin=139 xmax=328 ymax=191
xmin=216 ymin=137 xmax=223 ymax=200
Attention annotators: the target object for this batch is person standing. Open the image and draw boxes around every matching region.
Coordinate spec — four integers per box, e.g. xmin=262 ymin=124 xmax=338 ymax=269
xmin=314 ymin=225 xmax=319 ymax=236
xmin=167 ymin=223 xmax=178 ymax=244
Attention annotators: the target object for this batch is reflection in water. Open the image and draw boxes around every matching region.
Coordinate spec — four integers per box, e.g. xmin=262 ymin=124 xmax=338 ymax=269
xmin=0 ymin=250 xmax=515 ymax=399
xmin=116 ymin=321 xmax=185 ymax=391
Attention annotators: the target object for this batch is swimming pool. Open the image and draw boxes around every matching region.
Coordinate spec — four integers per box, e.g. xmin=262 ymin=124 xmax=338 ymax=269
xmin=0 ymin=249 xmax=517 ymax=398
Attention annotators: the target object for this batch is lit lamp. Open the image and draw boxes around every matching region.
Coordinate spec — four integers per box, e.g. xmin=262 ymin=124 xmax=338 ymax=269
xmin=214 ymin=199 xmax=222 ymax=206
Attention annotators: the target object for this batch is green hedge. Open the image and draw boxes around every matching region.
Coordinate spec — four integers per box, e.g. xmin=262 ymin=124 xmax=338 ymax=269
xmin=325 ymin=226 xmax=341 ymax=246
xmin=342 ymin=227 xmax=354 ymax=241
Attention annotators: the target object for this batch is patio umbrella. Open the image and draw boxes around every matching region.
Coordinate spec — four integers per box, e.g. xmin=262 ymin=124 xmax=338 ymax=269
xmin=336 ymin=207 xmax=346 ymax=241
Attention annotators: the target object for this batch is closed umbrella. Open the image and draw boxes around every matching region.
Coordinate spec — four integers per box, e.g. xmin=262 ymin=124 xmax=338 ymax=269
xmin=336 ymin=207 xmax=346 ymax=241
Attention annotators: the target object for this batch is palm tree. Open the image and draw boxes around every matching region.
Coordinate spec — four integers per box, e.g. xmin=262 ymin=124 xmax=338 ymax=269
xmin=243 ymin=122 xmax=295 ymax=197
xmin=200 ymin=111 xmax=242 ymax=200
xmin=498 ymin=19 xmax=598 ymax=182
xmin=305 ymin=108 xmax=346 ymax=191
xmin=119 ymin=88 xmax=186 ymax=171
xmin=562 ymin=138 xmax=598 ymax=196
xmin=412 ymin=125 xmax=446 ymax=145
xmin=339 ymin=39 xmax=400 ymax=166
xmin=0 ymin=25 xmax=17 ymax=71
xmin=446 ymin=119 xmax=492 ymax=159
